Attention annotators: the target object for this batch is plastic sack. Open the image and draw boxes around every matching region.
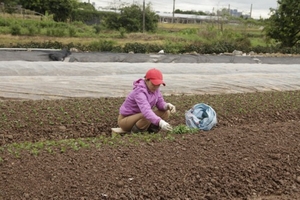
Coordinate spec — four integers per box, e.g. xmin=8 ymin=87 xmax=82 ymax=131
xmin=185 ymin=103 xmax=217 ymax=131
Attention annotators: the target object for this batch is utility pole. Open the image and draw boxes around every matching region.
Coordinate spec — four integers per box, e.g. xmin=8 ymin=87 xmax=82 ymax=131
xmin=143 ymin=0 xmax=145 ymax=32
xmin=250 ymin=4 xmax=252 ymax=18
xmin=172 ymin=0 xmax=175 ymax=23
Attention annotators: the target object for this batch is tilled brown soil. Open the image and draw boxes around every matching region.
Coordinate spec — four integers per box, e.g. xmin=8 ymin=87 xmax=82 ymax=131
xmin=1 ymin=91 xmax=300 ymax=200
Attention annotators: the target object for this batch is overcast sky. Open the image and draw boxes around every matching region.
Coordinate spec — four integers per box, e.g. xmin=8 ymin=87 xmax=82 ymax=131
xmin=82 ymin=0 xmax=278 ymax=19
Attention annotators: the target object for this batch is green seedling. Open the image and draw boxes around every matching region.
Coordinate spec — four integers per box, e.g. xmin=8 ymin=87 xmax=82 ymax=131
xmin=171 ymin=124 xmax=198 ymax=134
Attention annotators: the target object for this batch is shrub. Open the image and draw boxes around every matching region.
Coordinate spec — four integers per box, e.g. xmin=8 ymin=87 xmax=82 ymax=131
xmin=111 ymin=45 xmax=123 ymax=53
xmin=47 ymin=28 xmax=66 ymax=37
xmin=184 ymin=42 xmax=203 ymax=53
xmin=163 ymin=41 xmax=184 ymax=54
xmin=123 ymin=42 xmax=146 ymax=53
xmin=233 ymin=36 xmax=251 ymax=52
xmin=27 ymin=25 xmax=37 ymax=36
xmin=119 ymin=27 xmax=126 ymax=38
xmin=68 ymin=27 xmax=76 ymax=37
xmin=145 ymin=43 xmax=164 ymax=53
xmin=94 ymin=25 xmax=101 ymax=34
xmin=10 ymin=24 xmax=21 ymax=35
xmin=0 ymin=18 xmax=10 ymax=26
xmin=88 ymin=40 xmax=116 ymax=52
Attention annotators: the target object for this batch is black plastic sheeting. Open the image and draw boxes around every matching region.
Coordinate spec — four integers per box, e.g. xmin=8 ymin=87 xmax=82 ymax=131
xmin=1 ymin=49 xmax=300 ymax=64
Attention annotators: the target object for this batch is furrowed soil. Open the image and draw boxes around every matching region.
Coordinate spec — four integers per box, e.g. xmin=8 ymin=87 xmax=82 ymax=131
xmin=1 ymin=91 xmax=300 ymax=200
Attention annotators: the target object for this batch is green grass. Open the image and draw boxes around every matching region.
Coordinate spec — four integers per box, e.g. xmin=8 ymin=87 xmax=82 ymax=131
xmin=0 ymin=12 xmax=269 ymax=48
xmin=0 ymin=125 xmax=197 ymax=158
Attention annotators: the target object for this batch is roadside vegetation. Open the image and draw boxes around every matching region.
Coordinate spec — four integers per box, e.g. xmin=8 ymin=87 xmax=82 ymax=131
xmin=0 ymin=0 xmax=299 ymax=54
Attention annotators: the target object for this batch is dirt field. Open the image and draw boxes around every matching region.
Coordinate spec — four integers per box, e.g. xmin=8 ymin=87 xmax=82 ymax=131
xmin=0 ymin=91 xmax=300 ymax=200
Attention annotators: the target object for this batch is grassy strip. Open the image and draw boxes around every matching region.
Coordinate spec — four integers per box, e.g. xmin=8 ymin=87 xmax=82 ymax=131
xmin=0 ymin=13 xmax=271 ymax=52
xmin=0 ymin=124 xmax=197 ymax=160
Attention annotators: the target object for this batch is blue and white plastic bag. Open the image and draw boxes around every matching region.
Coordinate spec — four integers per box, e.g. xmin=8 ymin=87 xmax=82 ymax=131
xmin=185 ymin=103 xmax=217 ymax=131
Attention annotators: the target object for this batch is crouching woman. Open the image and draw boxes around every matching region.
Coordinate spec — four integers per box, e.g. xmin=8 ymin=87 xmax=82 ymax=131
xmin=118 ymin=68 xmax=176 ymax=133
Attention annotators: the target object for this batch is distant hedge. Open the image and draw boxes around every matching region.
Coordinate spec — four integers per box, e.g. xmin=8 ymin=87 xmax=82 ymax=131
xmin=1 ymin=40 xmax=299 ymax=55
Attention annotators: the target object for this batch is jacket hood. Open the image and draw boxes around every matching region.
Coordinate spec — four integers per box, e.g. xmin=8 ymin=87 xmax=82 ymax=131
xmin=133 ymin=79 xmax=146 ymax=89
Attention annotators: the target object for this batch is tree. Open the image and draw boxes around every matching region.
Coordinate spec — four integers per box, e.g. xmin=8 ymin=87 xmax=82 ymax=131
xmin=104 ymin=4 xmax=158 ymax=33
xmin=18 ymin=0 xmax=47 ymax=15
xmin=174 ymin=9 xmax=207 ymax=15
xmin=264 ymin=0 xmax=300 ymax=47
xmin=18 ymin=0 xmax=79 ymax=22
xmin=0 ymin=0 xmax=20 ymax=14
xmin=119 ymin=4 xmax=142 ymax=32
xmin=78 ymin=2 xmax=96 ymax=11
xmin=144 ymin=3 xmax=159 ymax=33
xmin=47 ymin=0 xmax=79 ymax=22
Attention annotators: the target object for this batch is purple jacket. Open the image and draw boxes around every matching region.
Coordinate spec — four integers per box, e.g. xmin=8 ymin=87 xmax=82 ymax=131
xmin=119 ymin=79 xmax=167 ymax=126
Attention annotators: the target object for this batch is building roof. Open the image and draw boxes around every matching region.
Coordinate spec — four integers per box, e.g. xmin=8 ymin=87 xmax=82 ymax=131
xmin=156 ymin=12 xmax=225 ymax=20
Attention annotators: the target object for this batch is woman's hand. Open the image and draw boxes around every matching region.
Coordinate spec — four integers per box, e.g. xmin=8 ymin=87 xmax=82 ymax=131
xmin=159 ymin=120 xmax=173 ymax=131
xmin=165 ymin=103 xmax=176 ymax=113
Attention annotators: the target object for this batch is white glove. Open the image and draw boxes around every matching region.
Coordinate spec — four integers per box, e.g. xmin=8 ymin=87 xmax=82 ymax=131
xmin=159 ymin=120 xmax=173 ymax=131
xmin=165 ymin=103 xmax=176 ymax=113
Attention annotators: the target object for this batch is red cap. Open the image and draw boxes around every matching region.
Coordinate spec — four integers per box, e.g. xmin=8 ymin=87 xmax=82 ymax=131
xmin=145 ymin=68 xmax=165 ymax=86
